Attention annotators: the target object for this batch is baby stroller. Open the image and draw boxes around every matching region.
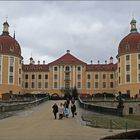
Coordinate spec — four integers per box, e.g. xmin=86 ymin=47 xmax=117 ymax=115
xmin=64 ymin=108 xmax=69 ymax=118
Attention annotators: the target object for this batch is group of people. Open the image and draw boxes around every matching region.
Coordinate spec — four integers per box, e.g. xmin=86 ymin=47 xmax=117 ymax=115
xmin=52 ymin=98 xmax=77 ymax=120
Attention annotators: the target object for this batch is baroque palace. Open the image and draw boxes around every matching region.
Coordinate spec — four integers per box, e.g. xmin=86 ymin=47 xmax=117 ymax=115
xmin=0 ymin=18 xmax=140 ymax=98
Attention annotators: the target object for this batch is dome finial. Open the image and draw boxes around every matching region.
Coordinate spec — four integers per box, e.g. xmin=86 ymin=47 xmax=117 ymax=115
xmin=13 ymin=30 xmax=15 ymax=39
xmin=2 ymin=17 xmax=9 ymax=35
xmin=13 ymin=26 xmax=16 ymax=39
xmin=130 ymin=17 xmax=137 ymax=33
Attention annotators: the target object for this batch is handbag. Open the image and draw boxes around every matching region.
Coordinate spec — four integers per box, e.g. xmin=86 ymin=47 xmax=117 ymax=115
xmin=74 ymin=112 xmax=77 ymax=115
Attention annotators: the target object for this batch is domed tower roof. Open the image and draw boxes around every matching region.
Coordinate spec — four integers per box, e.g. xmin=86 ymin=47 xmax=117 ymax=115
xmin=0 ymin=20 xmax=22 ymax=58
xmin=118 ymin=18 xmax=140 ymax=57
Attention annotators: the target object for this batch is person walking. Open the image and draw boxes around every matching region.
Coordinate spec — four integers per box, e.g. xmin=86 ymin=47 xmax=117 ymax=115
xmin=71 ymin=102 xmax=76 ymax=118
xmin=52 ymin=103 xmax=58 ymax=119
xmin=58 ymin=103 xmax=64 ymax=119
xmin=63 ymin=101 xmax=69 ymax=118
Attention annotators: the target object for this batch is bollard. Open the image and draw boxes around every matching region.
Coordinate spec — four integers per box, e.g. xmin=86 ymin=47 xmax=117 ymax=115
xmin=109 ymin=120 xmax=113 ymax=132
xmin=125 ymin=121 xmax=128 ymax=132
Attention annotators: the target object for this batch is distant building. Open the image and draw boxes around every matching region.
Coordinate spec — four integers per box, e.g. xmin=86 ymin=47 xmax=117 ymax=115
xmin=0 ymin=18 xmax=140 ymax=98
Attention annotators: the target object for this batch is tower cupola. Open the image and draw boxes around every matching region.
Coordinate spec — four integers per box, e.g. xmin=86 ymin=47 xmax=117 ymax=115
xmin=2 ymin=20 xmax=9 ymax=35
xmin=130 ymin=18 xmax=137 ymax=33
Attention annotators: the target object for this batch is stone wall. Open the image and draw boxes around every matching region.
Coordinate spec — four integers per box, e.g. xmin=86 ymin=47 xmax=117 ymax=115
xmin=78 ymin=97 xmax=123 ymax=116
xmin=84 ymin=100 xmax=140 ymax=116
xmin=0 ymin=97 xmax=49 ymax=112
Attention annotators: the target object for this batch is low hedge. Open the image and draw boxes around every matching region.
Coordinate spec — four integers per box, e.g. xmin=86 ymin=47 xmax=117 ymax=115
xmin=101 ymin=130 xmax=140 ymax=139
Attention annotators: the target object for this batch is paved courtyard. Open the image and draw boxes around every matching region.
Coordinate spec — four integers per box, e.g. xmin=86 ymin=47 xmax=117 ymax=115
xmin=0 ymin=100 xmax=124 ymax=140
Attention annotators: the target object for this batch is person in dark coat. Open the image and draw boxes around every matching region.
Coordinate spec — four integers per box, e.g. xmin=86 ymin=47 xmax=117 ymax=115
xmin=52 ymin=103 xmax=58 ymax=119
xmin=71 ymin=102 xmax=76 ymax=118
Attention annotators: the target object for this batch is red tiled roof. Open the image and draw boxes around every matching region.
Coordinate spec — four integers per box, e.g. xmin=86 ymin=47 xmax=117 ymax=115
xmin=86 ymin=63 xmax=117 ymax=71
xmin=118 ymin=32 xmax=140 ymax=57
xmin=48 ymin=52 xmax=86 ymax=65
xmin=0 ymin=34 xmax=22 ymax=58
xmin=23 ymin=64 xmax=49 ymax=72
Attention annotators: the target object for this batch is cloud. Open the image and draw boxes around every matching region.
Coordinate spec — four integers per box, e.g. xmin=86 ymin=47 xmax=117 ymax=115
xmin=0 ymin=1 xmax=140 ymax=64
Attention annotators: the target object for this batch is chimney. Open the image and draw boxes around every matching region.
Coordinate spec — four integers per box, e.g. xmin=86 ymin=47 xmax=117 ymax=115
xmin=98 ymin=60 xmax=100 ymax=64
xmin=105 ymin=60 xmax=107 ymax=64
xmin=30 ymin=57 xmax=33 ymax=64
xmin=38 ymin=60 xmax=40 ymax=65
xmin=110 ymin=57 xmax=113 ymax=64
xmin=43 ymin=60 xmax=45 ymax=64
xmin=90 ymin=60 xmax=93 ymax=64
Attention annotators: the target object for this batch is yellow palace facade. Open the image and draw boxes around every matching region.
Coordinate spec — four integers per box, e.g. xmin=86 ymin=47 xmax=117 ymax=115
xmin=0 ymin=18 xmax=140 ymax=98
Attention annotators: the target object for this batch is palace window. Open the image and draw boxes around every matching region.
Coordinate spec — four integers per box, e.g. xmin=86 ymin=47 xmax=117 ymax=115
xmin=45 ymin=82 xmax=48 ymax=88
xmin=118 ymin=58 xmax=120 ymax=63
xmin=77 ymin=66 xmax=81 ymax=71
xmin=65 ymin=66 xmax=70 ymax=71
xmin=45 ymin=74 xmax=48 ymax=79
xmin=119 ymin=67 xmax=120 ymax=73
xmin=25 ymin=82 xmax=28 ymax=88
xmin=65 ymin=72 xmax=70 ymax=79
xmin=38 ymin=74 xmax=42 ymax=79
xmin=95 ymin=74 xmax=98 ymax=79
xmin=126 ymin=55 xmax=130 ymax=61
xmin=9 ymin=57 xmax=14 ymax=84
xmin=31 ymin=82 xmax=35 ymax=88
xmin=19 ymin=60 xmax=21 ymax=64
xmin=138 ymin=54 xmax=140 ymax=59
xmin=54 ymin=74 xmax=57 ymax=80
xmin=95 ymin=82 xmax=98 ymax=88
xmin=110 ymin=74 xmax=114 ymax=79
xmin=138 ymin=74 xmax=140 ymax=82
xmin=77 ymin=82 xmax=81 ymax=88
xmin=126 ymin=65 xmax=130 ymax=71
xmin=87 ymin=82 xmax=90 ymax=89
xmin=54 ymin=82 xmax=57 ymax=88
xmin=103 ymin=74 xmax=106 ymax=79
xmin=0 ymin=55 xmax=2 ymax=84
xmin=9 ymin=66 xmax=13 ymax=72
xmin=9 ymin=75 xmax=13 ymax=84
xmin=87 ymin=74 xmax=91 ymax=80
xmin=19 ymin=69 xmax=21 ymax=74
xmin=77 ymin=74 xmax=81 ymax=80
xmin=25 ymin=74 xmax=28 ymax=79
xmin=119 ymin=77 xmax=121 ymax=84
xmin=54 ymin=66 xmax=57 ymax=71
xmin=102 ymin=82 xmax=106 ymax=88
xmin=19 ymin=78 xmax=21 ymax=85
xmin=38 ymin=82 xmax=41 ymax=88
xmin=32 ymin=74 xmax=35 ymax=79
xmin=138 ymin=64 xmax=140 ymax=70
xmin=110 ymin=82 xmax=114 ymax=88
xmin=126 ymin=74 xmax=130 ymax=82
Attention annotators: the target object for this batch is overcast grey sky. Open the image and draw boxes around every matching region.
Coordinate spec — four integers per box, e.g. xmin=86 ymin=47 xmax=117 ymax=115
xmin=0 ymin=1 xmax=140 ymax=64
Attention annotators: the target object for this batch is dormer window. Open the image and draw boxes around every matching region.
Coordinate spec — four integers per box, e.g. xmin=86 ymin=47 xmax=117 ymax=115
xmin=0 ymin=44 xmax=2 ymax=51
xmin=125 ymin=44 xmax=130 ymax=50
xmin=10 ymin=46 xmax=14 ymax=51
xmin=137 ymin=43 xmax=140 ymax=50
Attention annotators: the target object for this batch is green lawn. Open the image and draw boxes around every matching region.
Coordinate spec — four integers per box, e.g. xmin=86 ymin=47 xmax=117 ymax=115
xmin=82 ymin=114 xmax=140 ymax=129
